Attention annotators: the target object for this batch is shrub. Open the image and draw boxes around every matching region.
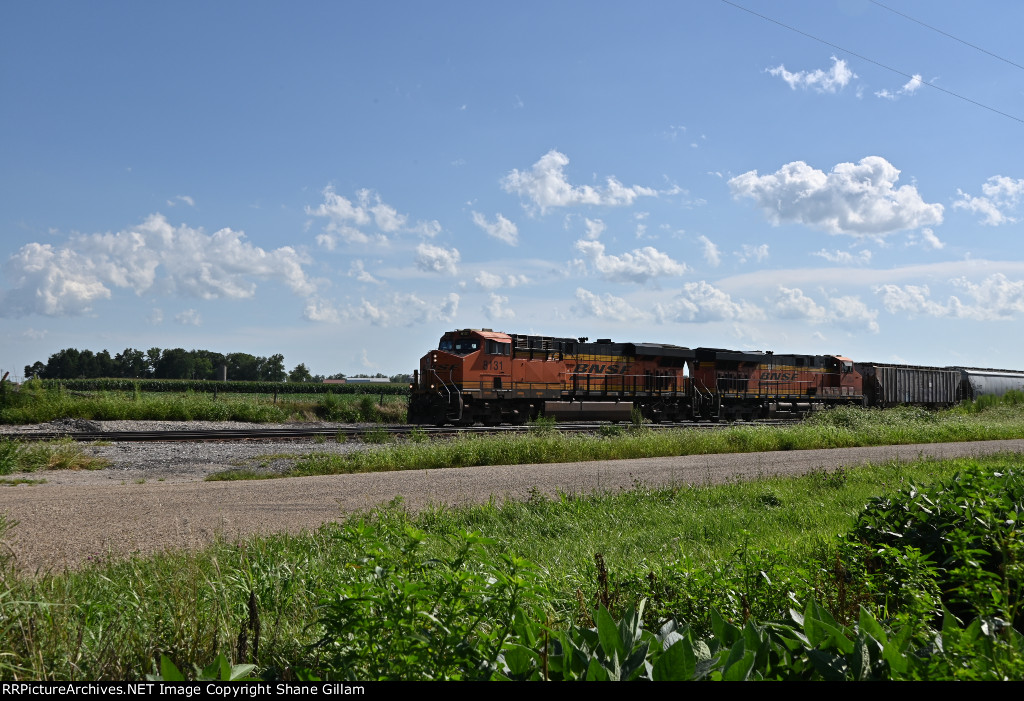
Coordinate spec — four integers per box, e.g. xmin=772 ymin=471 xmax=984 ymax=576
xmin=313 ymin=522 xmax=549 ymax=680
xmin=0 ymin=440 xmax=22 ymax=476
xmin=849 ymin=466 xmax=1024 ymax=628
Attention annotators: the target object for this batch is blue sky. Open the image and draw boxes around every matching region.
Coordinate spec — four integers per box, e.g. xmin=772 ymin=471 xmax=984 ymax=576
xmin=2 ymin=0 xmax=1023 ymax=379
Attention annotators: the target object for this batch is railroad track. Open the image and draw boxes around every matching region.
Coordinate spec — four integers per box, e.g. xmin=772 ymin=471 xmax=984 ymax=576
xmin=8 ymin=420 xmax=794 ymax=443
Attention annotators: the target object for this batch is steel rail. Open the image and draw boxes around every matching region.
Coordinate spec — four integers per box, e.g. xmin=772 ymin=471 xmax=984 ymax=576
xmin=5 ymin=419 xmax=793 ymax=443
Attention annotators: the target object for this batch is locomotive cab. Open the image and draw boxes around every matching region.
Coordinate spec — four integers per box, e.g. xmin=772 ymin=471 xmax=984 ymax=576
xmin=409 ymin=329 xmax=515 ymax=425
xmin=823 ymin=355 xmax=864 ymax=401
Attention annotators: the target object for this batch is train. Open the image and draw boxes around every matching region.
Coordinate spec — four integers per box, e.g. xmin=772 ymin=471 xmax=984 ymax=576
xmin=407 ymin=328 xmax=1024 ymax=426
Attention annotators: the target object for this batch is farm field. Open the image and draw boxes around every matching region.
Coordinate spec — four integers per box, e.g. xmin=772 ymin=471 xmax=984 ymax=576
xmin=0 ymin=379 xmax=409 ymax=424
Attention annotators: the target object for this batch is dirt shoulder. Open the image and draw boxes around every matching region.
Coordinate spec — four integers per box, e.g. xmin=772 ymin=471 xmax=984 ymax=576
xmin=1 ymin=438 xmax=1023 ymax=573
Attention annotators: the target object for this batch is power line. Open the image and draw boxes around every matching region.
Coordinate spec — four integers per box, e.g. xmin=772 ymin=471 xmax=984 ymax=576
xmin=718 ymin=0 xmax=1024 ymax=125
xmin=869 ymin=0 xmax=1024 ymax=72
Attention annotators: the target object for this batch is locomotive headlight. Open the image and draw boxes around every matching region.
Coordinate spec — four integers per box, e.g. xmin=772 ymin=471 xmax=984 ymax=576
xmin=432 ymin=354 xmax=437 ymax=363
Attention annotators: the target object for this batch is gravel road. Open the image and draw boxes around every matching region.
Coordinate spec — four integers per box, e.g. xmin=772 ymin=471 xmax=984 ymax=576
xmin=2 ymin=421 xmax=1023 ymax=573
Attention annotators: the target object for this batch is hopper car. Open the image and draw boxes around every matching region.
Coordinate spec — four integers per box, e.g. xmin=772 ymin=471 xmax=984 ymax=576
xmin=957 ymin=367 xmax=1024 ymax=401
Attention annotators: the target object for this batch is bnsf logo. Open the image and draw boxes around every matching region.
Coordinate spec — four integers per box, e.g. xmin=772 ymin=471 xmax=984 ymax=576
xmin=575 ymin=363 xmax=633 ymax=374
xmin=759 ymin=371 xmax=800 ymax=381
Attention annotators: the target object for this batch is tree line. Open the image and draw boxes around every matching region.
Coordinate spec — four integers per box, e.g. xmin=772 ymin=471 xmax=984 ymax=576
xmin=23 ymin=348 xmax=412 ymax=384
xmin=25 ymin=347 xmax=301 ymax=382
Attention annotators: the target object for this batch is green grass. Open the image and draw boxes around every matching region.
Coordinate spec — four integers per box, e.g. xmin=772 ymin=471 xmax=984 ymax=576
xmin=0 ymin=384 xmax=407 ymax=425
xmin=206 ymin=401 xmax=1024 ymax=481
xmin=0 ymin=452 xmax=1009 ymax=680
xmin=0 ymin=438 xmax=109 ymax=474
xmin=407 ymin=456 xmax=966 ymax=577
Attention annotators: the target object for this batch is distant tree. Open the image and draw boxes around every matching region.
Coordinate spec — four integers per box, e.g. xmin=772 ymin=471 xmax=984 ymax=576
xmin=45 ymin=348 xmax=82 ymax=379
xmin=191 ymin=349 xmax=226 ymax=380
xmin=96 ymin=350 xmax=115 ymax=378
xmin=191 ymin=356 xmax=214 ymax=380
xmin=288 ymin=363 xmax=314 ymax=383
xmin=114 ymin=348 xmax=148 ymax=378
xmin=154 ymin=348 xmax=194 ymax=379
xmin=259 ymin=353 xmax=287 ymax=383
xmin=24 ymin=361 xmax=45 ymax=379
xmin=146 ymin=348 xmax=162 ymax=376
xmin=78 ymin=350 xmax=101 ymax=378
xmin=326 ymin=373 xmax=347 ymax=380
xmin=227 ymin=353 xmax=259 ymax=381
xmin=389 ymin=373 xmax=412 ymax=384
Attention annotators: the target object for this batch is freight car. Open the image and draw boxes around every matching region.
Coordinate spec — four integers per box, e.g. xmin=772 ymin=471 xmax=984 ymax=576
xmin=851 ymin=364 xmax=1024 ymax=407
xmin=957 ymin=367 xmax=1024 ymax=401
xmin=408 ymin=328 xmax=865 ymax=426
xmin=855 ymin=363 xmax=962 ymax=408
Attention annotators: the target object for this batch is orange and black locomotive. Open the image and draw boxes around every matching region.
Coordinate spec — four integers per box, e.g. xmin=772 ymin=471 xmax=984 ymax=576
xmin=408 ymin=328 xmax=865 ymax=426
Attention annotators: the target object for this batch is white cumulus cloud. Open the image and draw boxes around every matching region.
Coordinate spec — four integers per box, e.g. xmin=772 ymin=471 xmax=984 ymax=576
xmin=875 ymin=284 xmax=950 ymax=317
xmin=954 ymin=176 xmax=1024 ymax=225
xmin=876 ymin=74 xmax=923 ymax=100
xmin=502 ymin=150 xmax=657 ymax=214
xmin=735 ymin=243 xmax=769 ymax=264
xmin=766 ymin=56 xmax=856 ymax=93
xmin=484 ymin=293 xmax=515 ymax=320
xmin=729 ymin=156 xmax=943 ymax=236
xmin=415 ymin=243 xmax=460 ymax=276
xmin=875 ymin=275 xmax=1024 ymax=321
xmin=655 ymin=281 xmax=762 ymax=323
xmin=307 ymin=292 xmax=460 ymax=327
xmin=829 ymin=295 xmax=879 ymax=333
xmin=471 ymin=211 xmax=519 ymax=246
xmin=175 ymin=309 xmax=202 ymax=326
xmin=574 ymin=239 xmax=687 ymax=283
xmin=697 ymin=235 xmax=721 ymax=267
xmin=583 ymin=218 xmax=606 ymax=240
xmin=811 ymin=248 xmax=873 ymax=264
xmin=303 ymin=298 xmax=342 ymax=323
xmin=952 ymin=274 xmax=1024 ymax=319
xmin=474 ymin=271 xmax=530 ymax=290
xmin=1 ymin=243 xmax=111 ymax=316
xmin=347 ymin=260 xmax=380 ymax=284
xmin=308 ymin=186 xmax=439 ymax=248
xmin=907 ymin=228 xmax=945 ymax=250
xmin=771 ymin=286 xmax=880 ymax=332
xmin=770 ymin=286 xmax=827 ymax=323
xmin=573 ymin=288 xmax=646 ymax=322
xmin=0 ymin=214 xmax=315 ymax=318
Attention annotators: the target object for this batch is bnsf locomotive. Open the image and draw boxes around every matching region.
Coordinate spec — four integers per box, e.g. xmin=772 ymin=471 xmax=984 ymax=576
xmin=408 ymin=328 xmax=868 ymax=426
